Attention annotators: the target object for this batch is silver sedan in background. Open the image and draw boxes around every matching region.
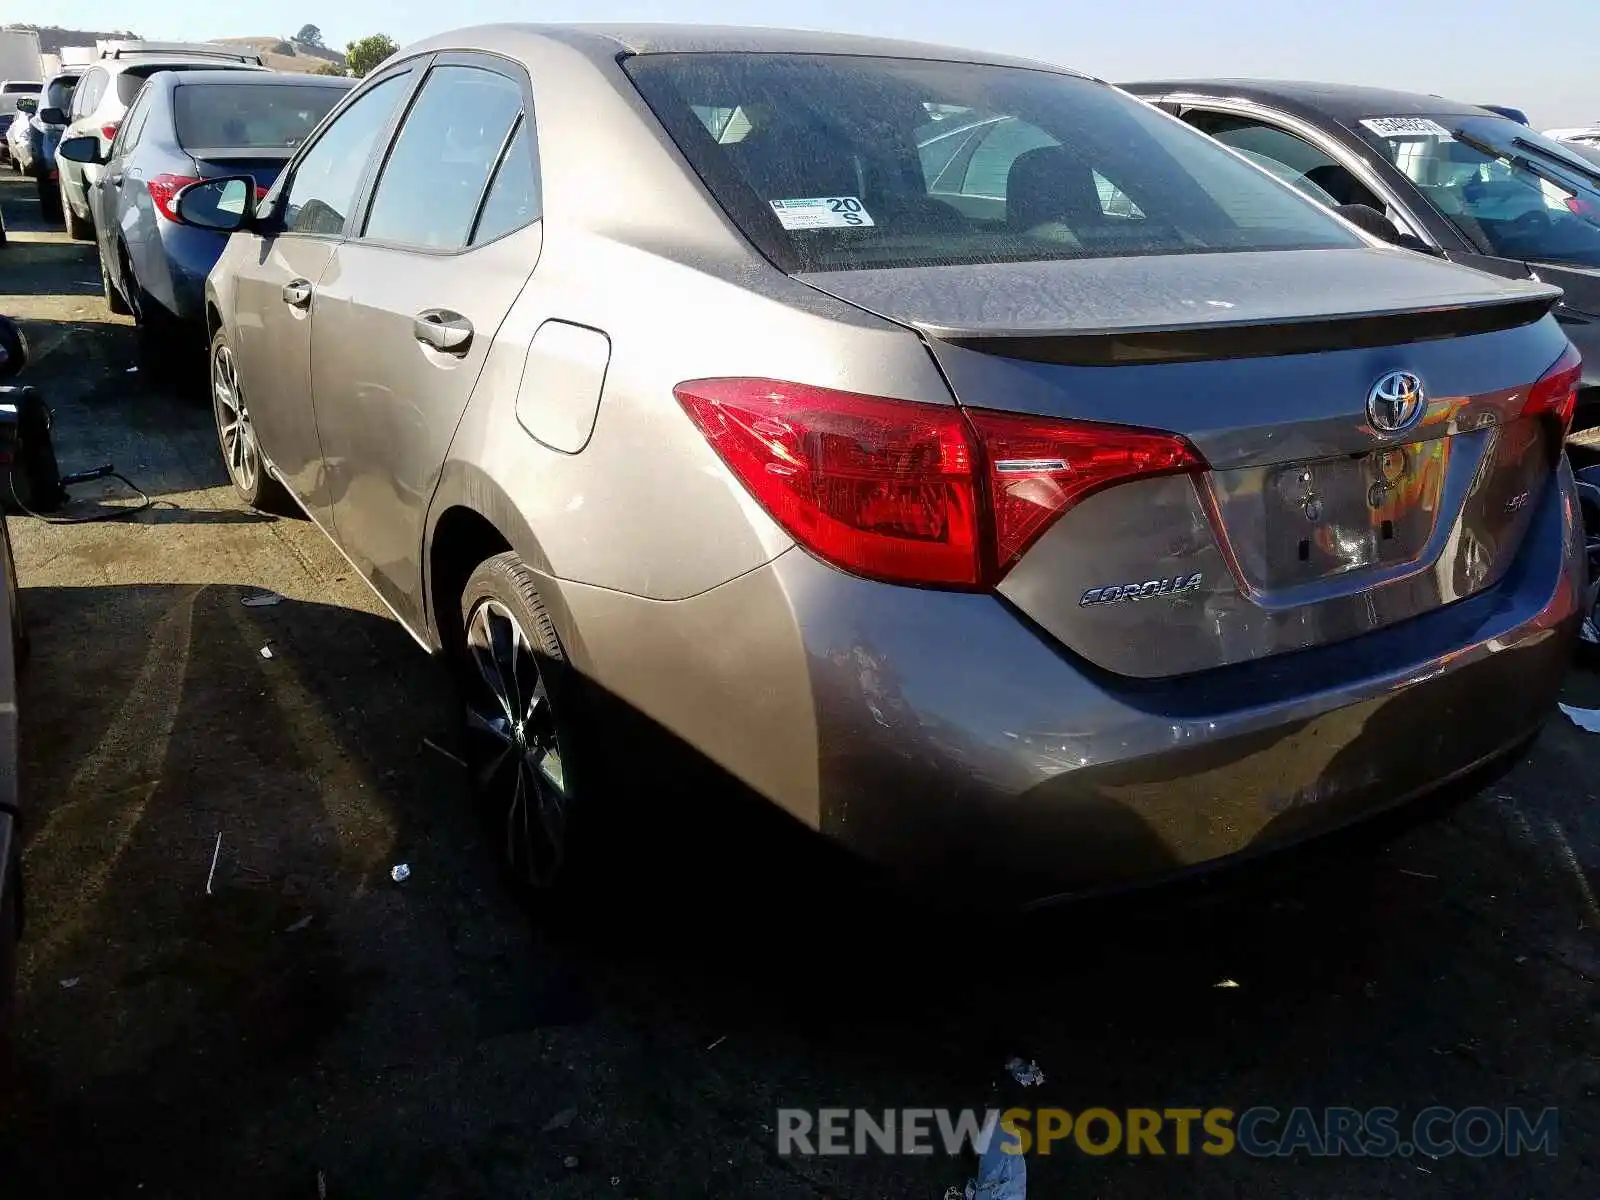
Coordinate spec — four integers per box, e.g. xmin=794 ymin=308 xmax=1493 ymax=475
xmin=177 ymin=25 xmax=1584 ymax=906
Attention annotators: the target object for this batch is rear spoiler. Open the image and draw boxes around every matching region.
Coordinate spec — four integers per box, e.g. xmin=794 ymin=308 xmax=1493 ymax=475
xmin=928 ymin=296 xmax=1560 ymax=367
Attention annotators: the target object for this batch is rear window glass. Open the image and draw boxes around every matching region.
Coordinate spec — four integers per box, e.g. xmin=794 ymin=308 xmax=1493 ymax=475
xmin=624 ymin=54 xmax=1361 ymax=272
xmin=1 ymin=83 xmax=41 ymax=94
xmin=175 ymin=83 xmax=348 ymax=149
xmin=117 ymin=64 xmax=255 ymax=105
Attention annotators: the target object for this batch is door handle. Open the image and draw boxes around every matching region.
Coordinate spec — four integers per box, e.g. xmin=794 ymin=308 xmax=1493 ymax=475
xmin=412 ymin=309 xmax=473 ymax=354
xmin=281 ymin=279 xmax=312 ymax=309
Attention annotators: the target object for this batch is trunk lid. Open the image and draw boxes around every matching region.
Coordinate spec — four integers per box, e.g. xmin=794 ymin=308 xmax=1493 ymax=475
xmin=187 ymin=147 xmax=291 ymax=193
xmin=799 ymin=248 xmax=1570 ymax=677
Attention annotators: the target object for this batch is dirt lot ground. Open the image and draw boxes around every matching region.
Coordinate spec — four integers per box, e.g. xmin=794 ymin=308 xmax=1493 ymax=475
xmin=0 ymin=172 xmax=1597 ymax=1199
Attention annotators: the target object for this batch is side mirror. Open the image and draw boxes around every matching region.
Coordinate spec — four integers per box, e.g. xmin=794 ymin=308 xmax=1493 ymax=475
xmin=0 ymin=317 xmax=28 ymax=381
xmin=37 ymin=106 xmax=67 ymax=126
xmin=174 ymin=176 xmax=255 ymax=232
xmin=57 ymin=134 xmax=106 ymax=165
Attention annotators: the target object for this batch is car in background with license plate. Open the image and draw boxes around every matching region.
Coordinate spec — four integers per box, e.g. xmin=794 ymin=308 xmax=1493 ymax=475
xmin=59 ymin=70 xmax=354 ymax=364
xmin=179 ymin=26 xmax=1584 ymax=906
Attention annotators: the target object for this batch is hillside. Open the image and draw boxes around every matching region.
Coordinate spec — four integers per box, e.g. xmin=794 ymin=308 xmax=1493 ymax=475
xmin=212 ymin=36 xmax=345 ymax=74
xmin=3 ymin=24 xmax=141 ymax=53
xmin=1 ymin=26 xmax=347 ymax=76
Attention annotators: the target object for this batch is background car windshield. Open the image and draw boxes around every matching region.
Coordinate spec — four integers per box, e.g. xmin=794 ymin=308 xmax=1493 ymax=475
xmin=1357 ymin=114 xmax=1600 ymax=266
xmin=175 ymin=84 xmax=348 ymax=149
xmin=624 ymin=54 xmax=1361 ymax=271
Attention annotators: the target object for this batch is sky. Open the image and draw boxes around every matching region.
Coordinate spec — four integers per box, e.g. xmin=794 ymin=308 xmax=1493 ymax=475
xmin=26 ymin=0 xmax=1600 ymax=127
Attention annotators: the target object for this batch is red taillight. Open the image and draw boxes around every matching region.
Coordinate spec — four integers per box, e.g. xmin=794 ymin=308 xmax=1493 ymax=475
xmin=675 ymin=379 xmax=982 ymax=586
xmin=146 ymin=173 xmax=202 ymax=222
xmin=99 ymin=121 xmax=119 ymax=141
xmin=967 ymin=408 xmax=1203 ymax=574
xmin=674 ymin=378 xmax=1203 ymax=588
xmin=1522 ymin=342 xmax=1583 ymax=433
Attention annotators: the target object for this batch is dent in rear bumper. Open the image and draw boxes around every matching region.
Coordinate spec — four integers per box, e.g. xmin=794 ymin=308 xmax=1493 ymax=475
xmin=557 ymin=462 xmax=1582 ymax=899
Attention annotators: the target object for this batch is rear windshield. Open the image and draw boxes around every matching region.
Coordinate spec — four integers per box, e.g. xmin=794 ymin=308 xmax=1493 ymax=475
xmin=175 ymin=83 xmax=348 ymax=149
xmin=1355 ymin=114 xmax=1600 ymax=267
xmin=624 ymin=53 xmax=1362 ymax=272
xmin=117 ymin=63 xmax=256 ymax=105
xmin=1 ymin=83 xmax=40 ymax=94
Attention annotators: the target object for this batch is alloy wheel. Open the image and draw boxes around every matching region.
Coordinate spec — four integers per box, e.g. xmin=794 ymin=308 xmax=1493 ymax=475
xmin=212 ymin=342 xmax=259 ymax=494
xmin=462 ymin=597 xmax=568 ymax=887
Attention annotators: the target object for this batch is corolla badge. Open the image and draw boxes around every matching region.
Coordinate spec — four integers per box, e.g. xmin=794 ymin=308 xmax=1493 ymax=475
xmin=1081 ymin=573 xmax=1204 ymax=607
xmin=1366 ymin=370 xmax=1426 ymax=434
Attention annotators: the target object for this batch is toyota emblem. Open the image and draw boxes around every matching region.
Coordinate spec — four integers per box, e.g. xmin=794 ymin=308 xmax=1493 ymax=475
xmin=1366 ymin=371 xmax=1426 ymax=434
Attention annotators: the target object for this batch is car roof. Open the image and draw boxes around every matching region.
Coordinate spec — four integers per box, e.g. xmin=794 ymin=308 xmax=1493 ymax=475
xmin=1120 ymin=79 xmax=1493 ymax=123
xmin=400 ymin=22 xmax=1082 ymax=76
xmin=163 ymin=69 xmax=356 ymax=88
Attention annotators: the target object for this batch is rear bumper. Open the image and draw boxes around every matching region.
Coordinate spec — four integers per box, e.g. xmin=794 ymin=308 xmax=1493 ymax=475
xmin=153 ymin=223 xmax=227 ymax=326
xmin=555 ymin=459 xmax=1584 ymax=904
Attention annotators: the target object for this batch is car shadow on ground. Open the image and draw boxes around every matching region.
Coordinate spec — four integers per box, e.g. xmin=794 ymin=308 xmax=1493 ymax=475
xmin=4 ymin=579 xmax=1595 ymax=1197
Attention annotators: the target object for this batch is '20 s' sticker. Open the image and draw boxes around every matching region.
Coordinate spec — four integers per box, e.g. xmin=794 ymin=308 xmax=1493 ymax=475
xmin=1359 ymin=116 xmax=1453 ymax=139
xmin=769 ymin=196 xmax=876 ymax=230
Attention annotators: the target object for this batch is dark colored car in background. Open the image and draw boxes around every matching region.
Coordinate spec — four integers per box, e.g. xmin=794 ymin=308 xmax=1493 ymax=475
xmin=59 ymin=69 xmax=354 ymax=362
xmin=1120 ymin=82 xmax=1600 ymax=415
xmin=10 ymin=72 xmax=80 ymax=215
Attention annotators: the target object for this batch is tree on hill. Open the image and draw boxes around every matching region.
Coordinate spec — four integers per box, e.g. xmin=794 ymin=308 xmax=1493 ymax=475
xmin=294 ymin=24 xmax=323 ymax=47
xmin=307 ymin=60 xmax=346 ymax=76
xmin=346 ymin=34 xmax=398 ymax=79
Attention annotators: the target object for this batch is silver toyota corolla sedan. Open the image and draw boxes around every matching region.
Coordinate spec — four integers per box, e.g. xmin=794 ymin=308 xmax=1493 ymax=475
xmin=175 ymin=24 xmax=1585 ymax=905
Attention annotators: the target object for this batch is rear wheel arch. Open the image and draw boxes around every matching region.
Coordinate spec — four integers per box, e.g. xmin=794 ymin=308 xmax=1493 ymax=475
xmin=426 ymin=463 xmax=583 ymax=667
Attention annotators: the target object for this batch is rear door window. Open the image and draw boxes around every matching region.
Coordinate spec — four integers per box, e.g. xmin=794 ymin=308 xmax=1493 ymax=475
xmin=625 ymin=53 xmax=1360 ymax=272
xmin=73 ymin=69 xmax=105 ymax=117
xmin=1184 ymin=111 xmax=1385 ymax=211
xmin=469 ymin=116 xmax=540 ymax=245
xmin=361 ymin=64 xmax=524 ymax=251
xmin=108 ymin=87 xmax=155 ymax=158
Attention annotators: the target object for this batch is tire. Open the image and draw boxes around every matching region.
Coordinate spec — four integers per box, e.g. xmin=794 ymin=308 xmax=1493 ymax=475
xmin=210 ymin=327 xmax=290 ymax=512
xmin=61 ymin=177 xmax=92 ymax=241
xmin=100 ymin=248 xmax=130 ymax=316
xmin=456 ymin=552 xmax=591 ymax=894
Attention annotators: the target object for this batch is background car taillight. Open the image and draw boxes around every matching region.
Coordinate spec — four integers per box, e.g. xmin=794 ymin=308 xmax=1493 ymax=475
xmin=674 ymin=378 xmax=1204 ymax=588
xmin=99 ymin=121 xmax=119 ymax=141
xmin=146 ymin=173 xmax=202 ymax=223
xmin=1522 ymin=342 xmax=1583 ymax=433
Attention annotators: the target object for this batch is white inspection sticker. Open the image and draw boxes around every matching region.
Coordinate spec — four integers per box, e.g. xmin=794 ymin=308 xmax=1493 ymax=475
xmin=1360 ymin=116 xmax=1453 ymax=139
xmin=769 ymin=196 xmax=875 ymax=229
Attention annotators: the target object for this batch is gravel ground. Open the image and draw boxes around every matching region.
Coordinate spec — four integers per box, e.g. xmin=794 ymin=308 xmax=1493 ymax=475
xmin=0 ymin=171 xmax=1596 ymax=1199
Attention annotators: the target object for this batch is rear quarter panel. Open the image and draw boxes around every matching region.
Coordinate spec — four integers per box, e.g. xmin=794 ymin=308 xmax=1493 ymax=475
xmin=427 ymin=32 xmax=951 ymax=620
